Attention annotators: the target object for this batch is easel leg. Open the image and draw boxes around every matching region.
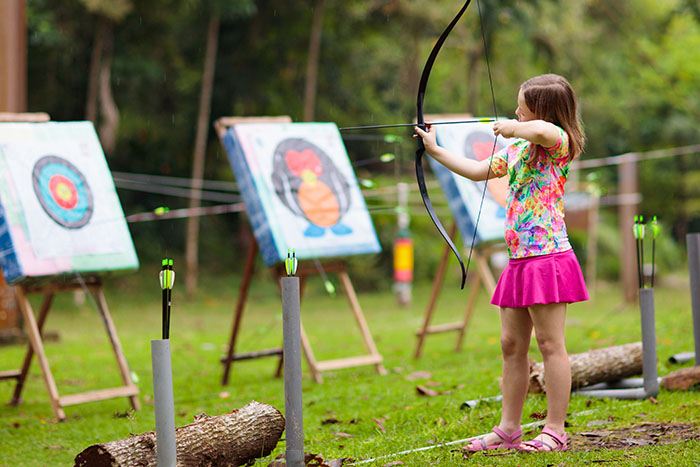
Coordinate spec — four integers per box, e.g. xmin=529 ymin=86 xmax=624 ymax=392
xmin=14 ymin=287 xmax=65 ymax=421
xmin=299 ymin=322 xmax=322 ymax=383
xmin=337 ymin=269 xmax=387 ymax=376
xmin=455 ymin=273 xmax=481 ymax=352
xmin=414 ymin=223 xmax=455 ymax=359
xmin=88 ymin=285 xmax=141 ymax=411
xmin=474 ymin=249 xmax=497 ymax=295
xmin=222 ymin=238 xmax=258 ymax=385
xmin=10 ymin=293 xmax=54 ymax=406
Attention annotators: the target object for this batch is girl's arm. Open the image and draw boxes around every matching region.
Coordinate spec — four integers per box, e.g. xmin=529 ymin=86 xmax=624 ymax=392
xmin=493 ymin=119 xmax=560 ymax=147
xmin=414 ymin=126 xmax=494 ymax=181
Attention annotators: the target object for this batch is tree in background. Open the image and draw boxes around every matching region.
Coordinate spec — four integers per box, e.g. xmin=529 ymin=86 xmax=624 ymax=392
xmin=80 ymin=0 xmax=133 ymax=154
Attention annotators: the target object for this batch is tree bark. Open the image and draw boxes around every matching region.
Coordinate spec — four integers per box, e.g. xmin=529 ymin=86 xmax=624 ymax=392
xmin=97 ymin=20 xmax=119 ymax=155
xmin=73 ymin=401 xmax=284 ymax=467
xmin=661 ymin=366 xmax=700 ymax=391
xmin=303 ymin=0 xmax=324 ymax=122
xmin=185 ymin=15 xmax=220 ymax=297
xmin=528 ymin=342 xmax=643 ymax=393
xmin=85 ymin=17 xmax=106 ymax=124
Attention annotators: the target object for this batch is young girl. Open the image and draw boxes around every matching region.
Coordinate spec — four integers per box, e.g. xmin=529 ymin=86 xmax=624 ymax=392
xmin=415 ymin=73 xmax=588 ymax=453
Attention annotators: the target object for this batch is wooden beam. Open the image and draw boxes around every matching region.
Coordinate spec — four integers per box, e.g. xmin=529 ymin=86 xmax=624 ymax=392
xmin=0 ymin=0 xmax=27 ymax=112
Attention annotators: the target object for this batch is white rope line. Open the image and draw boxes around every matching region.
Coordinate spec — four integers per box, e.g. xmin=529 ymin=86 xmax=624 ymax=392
xmin=349 ymin=408 xmax=602 ymax=465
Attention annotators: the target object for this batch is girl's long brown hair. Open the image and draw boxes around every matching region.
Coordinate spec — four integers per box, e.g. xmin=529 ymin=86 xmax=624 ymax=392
xmin=520 ymin=74 xmax=585 ymax=161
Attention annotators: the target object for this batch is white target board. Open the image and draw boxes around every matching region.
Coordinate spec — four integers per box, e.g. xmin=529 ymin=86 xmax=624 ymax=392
xmin=0 ymin=122 xmax=139 ymax=284
xmin=222 ymin=122 xmax=381 ymax=265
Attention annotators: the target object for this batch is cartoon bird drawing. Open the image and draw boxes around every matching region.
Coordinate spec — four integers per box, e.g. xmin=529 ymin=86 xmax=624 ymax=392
xmin=271 ymin=138 xmax=353 ymax=237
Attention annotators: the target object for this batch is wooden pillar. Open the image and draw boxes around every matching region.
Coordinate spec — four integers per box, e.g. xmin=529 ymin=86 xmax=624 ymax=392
xmin=618 ymin=157 xmax=638 ymax=304
xmin=0 ymin=0 xmax=27 ymax=112
xmin=0 ymin=0 xmax=30 ymax=336
xmin=0 ymin=272 xmax=20 ymax=340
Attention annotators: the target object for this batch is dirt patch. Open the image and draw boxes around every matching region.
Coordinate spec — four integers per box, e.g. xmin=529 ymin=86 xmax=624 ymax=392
xmin=569 ymin=422 xmax=700 ymax=451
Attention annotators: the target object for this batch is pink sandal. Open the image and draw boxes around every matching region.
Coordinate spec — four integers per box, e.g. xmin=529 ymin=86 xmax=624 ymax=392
xmin=464 ymin=426 xmax=523 ymax=453
xmin=518 ymin=427 xmax=568 ymax=452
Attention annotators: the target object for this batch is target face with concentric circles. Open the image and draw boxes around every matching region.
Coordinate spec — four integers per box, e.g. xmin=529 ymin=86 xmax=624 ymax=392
xmin=32 ymin=155 xmax=94 ymax=229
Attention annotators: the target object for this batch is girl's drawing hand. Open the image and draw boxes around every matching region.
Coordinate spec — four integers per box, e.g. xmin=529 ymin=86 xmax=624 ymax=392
xmin=493 ymin=119 xmax=518 ymax=138
xmin=414 ymin=124 xmax=437 ymax=153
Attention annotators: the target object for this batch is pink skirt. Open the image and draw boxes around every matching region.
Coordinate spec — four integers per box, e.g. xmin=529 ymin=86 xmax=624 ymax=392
xmin=491 ymin=249 xmax=589 ymax=308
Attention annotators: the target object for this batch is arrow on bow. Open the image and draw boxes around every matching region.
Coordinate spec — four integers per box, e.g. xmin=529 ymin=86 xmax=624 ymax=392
xmin=339 ymin=118 xmax=495 ymax=131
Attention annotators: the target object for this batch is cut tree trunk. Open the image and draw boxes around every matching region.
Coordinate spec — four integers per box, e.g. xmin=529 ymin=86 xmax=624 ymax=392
xmin=74 ymin=401 xmax=284 ymax=467
xmin=529 ymin=342 xmax=643 ymax=393
xmin=661 ymin=366 xmax=700 ymax=390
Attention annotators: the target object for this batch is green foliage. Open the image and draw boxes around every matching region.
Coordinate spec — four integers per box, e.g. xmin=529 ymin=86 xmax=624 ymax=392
xmin=21 ymin=0 xmax=700 ymax=274
xmin=1 ymin=271 xmax=699 ymax=465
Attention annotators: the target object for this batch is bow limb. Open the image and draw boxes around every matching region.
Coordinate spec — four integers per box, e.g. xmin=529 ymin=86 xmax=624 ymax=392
xmin=415 ymin=1 xmax=472 ymax=289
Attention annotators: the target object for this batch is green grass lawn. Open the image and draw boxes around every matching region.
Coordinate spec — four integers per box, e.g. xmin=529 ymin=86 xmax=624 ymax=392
xmin=1 ymin=265 xmax=699 ymax=466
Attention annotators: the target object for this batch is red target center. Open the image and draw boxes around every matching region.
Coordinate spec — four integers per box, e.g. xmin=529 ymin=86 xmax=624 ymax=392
xmin=49 ymin=174 xmax=78 ymax=209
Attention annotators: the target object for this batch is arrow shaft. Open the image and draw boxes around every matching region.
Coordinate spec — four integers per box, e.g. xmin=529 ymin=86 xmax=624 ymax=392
xmin=339 ymin=118 xmax=494 ymax=131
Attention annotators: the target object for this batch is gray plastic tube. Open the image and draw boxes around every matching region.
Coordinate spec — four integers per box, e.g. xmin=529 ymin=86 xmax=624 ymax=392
xmin=573 ymin=288 xmax=659 ymax=400
xmin=687 ymin=233 xmax=700 ymax=365
xmin=152 ymin=339 xmax=177 ymax=467
xmin=668 ymin=352 xmax=695 ymax=364
xmin=572 ymin=386 xmax=649 ymax=400
xmin=639 ymin=288 xmax=659 ymax=397
xmin=282 ymin=277 xmax=303 ymax=467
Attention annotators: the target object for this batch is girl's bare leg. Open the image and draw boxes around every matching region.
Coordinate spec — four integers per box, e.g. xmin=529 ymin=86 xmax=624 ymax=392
xmin=525 ymin=302 xmax=570 ymax=448
xmin=468 ymin=307 xmax=532 ymax=446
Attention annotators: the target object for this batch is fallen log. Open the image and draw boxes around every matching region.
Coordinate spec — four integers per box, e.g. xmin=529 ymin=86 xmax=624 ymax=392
xmin=74 ymin=400 xmax=284 ymax=467
xmin=661 ymin=366 xmax=700 ymax=390
xmin=528 ymin=342 xmax=643 ymax=393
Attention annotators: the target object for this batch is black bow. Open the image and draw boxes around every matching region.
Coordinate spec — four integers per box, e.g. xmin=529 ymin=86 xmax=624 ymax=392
xmin=415 ymin=0 xmax=498 ymax=290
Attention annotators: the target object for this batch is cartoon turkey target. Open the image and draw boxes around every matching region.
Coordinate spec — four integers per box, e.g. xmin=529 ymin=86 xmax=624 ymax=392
xmin=32 ymin=155 xmax=94 ymax=229
xmin=271 ymin=138 xmax=353 ymax=238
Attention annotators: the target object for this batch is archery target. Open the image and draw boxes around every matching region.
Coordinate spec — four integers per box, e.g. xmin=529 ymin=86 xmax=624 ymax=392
xmin=0 ymin=121 xmax=139 ymax=283
xmin=223 ymin=122 xmax=380 ymax=265
xmin=32 ymin=155 xmax=94 ymax=228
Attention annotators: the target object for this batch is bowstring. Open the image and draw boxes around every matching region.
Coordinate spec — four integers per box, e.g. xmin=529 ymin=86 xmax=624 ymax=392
xmin=464 ymin=0 xmax=500 ymax=281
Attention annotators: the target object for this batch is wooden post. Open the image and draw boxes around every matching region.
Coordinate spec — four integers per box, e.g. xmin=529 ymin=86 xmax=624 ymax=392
xmin=0 ymin=0 xmax=26 ymax=112
xmin=618 ymin=157 xmax=638 ymax=303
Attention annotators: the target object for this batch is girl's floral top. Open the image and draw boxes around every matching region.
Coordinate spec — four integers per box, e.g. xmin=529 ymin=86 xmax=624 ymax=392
xmin=489 ymin=125 xmax=572 ymax=259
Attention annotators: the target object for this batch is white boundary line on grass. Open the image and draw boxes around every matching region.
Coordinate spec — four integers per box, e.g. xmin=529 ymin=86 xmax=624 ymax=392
xmin=349 ymin=408 xmax=602 ymax=465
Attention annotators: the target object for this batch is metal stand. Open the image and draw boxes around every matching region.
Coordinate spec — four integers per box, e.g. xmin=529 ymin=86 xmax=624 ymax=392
xmin=686 ymin=233 xmax=700 ymax=365
xmin=282 ymin=277 xmax=303 ymax=467
xmin=573 ymin=287 xmax=659 ymax=399
xmin=152 ymin=339 xmax=177 ymax=466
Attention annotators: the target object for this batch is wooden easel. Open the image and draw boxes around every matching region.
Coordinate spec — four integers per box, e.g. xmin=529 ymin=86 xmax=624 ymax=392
xmin=4 ymin=278 xmax=140 ymax=421
xmin=0 ymin=113 xmax=139 ymax=420
xmin=414 ymin=223 xmax=501 ymax=358
xmin=216 ymin=116 xmax=386 ymax=384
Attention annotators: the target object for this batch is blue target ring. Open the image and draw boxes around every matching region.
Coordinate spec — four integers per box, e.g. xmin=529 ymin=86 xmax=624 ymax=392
xmin=32 ymin=156 xmax=93 ymax=229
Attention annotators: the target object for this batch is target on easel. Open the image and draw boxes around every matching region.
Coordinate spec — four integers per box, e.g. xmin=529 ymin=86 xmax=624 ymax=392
xmin=428 ymin=118 xmax=517 ymax=244
xmin=0 ymin=121 xmax=138 ymax=284
xmin=32 ymin=155 xmax=94 ymax=229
